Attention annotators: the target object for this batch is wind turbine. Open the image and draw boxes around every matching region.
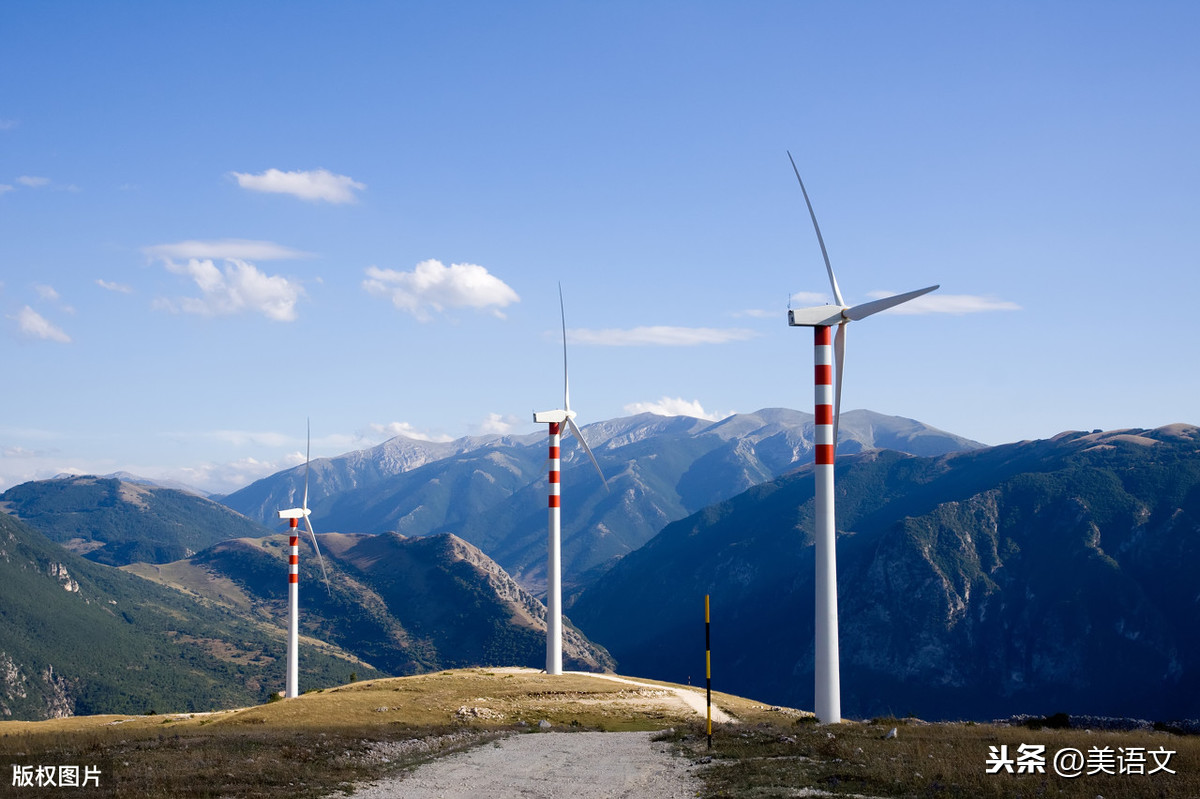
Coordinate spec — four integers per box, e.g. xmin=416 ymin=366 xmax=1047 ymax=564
xmin=785 ymin=152 xmax=938 ymax=723
xmin=276 ymin=421 xmax=329 ymax=699
xmin=533 ymin=285 xmax=608 ymax=675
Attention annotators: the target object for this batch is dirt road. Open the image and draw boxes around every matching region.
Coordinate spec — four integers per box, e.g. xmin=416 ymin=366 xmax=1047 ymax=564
xmin=346 ymin=730 xmax=702 ymax=798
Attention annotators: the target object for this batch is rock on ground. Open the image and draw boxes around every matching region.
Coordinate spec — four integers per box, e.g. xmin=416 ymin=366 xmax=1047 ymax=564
xmin=347 ymin=731 xmax=701 ymax=799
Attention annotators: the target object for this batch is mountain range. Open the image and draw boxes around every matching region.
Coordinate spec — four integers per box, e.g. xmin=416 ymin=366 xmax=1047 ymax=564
xmin=568 ymin=424 xmax=1200 ymax=721
xmin=222 ymin=409 xmax=981 ymax=591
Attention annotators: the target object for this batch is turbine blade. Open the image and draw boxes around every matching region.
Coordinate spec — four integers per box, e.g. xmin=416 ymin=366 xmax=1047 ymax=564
xmin=303 ymin=512 xmax=331 ymax=595
xmin=566 ymin=416 xmax=609 ymax=491
xmin=788 ymin=151 xmax=844 ymax=307
xmin=844 ymin=285 xmax=939 ymax=321
xmin=833 ymin=323 xmax=846 ymax=450
xmin=559 ymin=283 xmax=570 ymax=412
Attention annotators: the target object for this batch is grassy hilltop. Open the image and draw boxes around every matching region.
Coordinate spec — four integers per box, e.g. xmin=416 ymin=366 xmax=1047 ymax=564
xmin=2 ymin=668 xmax=1197 ymax=799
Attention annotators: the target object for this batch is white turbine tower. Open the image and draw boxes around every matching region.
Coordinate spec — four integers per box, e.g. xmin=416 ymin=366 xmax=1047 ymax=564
xmin=533 ymin=285 xmax=607 ymax=675
xmin=276 ymin=422 xmax=329 ymax=699
xmin=785 ymin=152 xmax=938 ymax=724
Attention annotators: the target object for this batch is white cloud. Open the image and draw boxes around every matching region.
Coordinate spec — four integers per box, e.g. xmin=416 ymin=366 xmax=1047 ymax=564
xmin=865 ymin=291 xmax=1021 ymax=315
xmin=14 ymin=306 xmax=70 ymax=343
xmin=16 ymin=175 xmax=49 ymax=188
xmin=34 ymin=284 xmax=59 ymax=302
xmin=146 ymin=241 xmax=307 ymax=322
xmin=623 ymin=397 xmax=733 ymax=421
xmin=0 ymin=119 xmax=17 ymax=131
xmin=157 ymin=258 xmax=305 ymax=322
xmin=363 ymin=260 xmax=520 ymax=321
xmin=97 ymin=279 xmax=133 ymax=294
xmin=0 ymin=184 xmax=13 ymax=195
xmin=476 ymin=413 xmax=522 ymax=435
xmin=367 ymin=421 xmax=455 ymax=443
xmin=144 ymin=239 xmax=312 ymax=262
xmin=231 ymin=168 xmax=365 ymax=204
xmin=568 ymin=326 xmax=758 ymax=346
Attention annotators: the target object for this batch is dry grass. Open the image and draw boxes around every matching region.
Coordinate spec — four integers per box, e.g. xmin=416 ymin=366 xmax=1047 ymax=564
xmin=669 ymin=716 xmax=1200 ymax=798
xmin=0 ymin=667 xmax=746 ymax=797
xmin=206 ymin=668 xmax=752 ymax=731
xmin=122 ymin=560 xmax=256 ymax=613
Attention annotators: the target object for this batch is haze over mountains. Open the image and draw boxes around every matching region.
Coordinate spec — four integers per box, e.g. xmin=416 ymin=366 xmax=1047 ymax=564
xmin=222 ymin=409 xmax=980 ymax=589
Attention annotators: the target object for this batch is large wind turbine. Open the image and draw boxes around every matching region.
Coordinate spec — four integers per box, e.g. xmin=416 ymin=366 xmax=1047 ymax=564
xmin=785 ymin=153 xmax=938 ymax=723
xmin=533 ymin=285 xmax=607 ymax=675
xmin=276 ymin=422 xmax=329 ymax=699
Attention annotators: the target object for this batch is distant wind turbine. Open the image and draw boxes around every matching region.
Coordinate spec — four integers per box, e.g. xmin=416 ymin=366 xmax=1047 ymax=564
xmin=533 ymin=285 xmax=608 ymax=675
xmin=276 ymin=421 xmax=329 ymax=699
xmin=785 ymin=152 xmax=938 ymax=723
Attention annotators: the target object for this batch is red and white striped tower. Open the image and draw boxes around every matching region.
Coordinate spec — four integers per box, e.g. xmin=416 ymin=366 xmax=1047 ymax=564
xmin=286 ymin=517 xmax=300 ymax=698
xmin=545 ymin=420 xmax=563 ymax=674
xmin=787 ymin=150 xmax=939 ymax=723
xmin=812 ymin=325 xmax=840 ymax=723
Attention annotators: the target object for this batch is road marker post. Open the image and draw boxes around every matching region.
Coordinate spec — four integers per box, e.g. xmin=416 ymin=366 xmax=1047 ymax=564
xmin=706 ymin=594 xmax=712 ymax=749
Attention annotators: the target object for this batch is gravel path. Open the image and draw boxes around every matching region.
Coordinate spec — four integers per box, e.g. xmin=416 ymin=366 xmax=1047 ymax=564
xmin=346 ymin=731 xmax=702 ymax=799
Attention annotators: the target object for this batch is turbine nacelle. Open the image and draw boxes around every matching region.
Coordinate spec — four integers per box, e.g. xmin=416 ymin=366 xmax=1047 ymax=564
xmin=533 ymin=409 xmax=576 ymax=425
xmin=787 ymin=305 xmax=848 ymax=328
xmin=277 ymin=507 xmax=311 ymax=520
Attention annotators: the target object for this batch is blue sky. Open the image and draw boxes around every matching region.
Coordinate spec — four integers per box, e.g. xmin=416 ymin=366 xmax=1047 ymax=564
xmin=2 ymin=1 xmax=1197 ymax=494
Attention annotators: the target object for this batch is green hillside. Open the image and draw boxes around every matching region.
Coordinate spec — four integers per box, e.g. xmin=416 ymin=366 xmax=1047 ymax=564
xmin=0 ymin=512 xmax=378 ymax=720
xmin=0 ymin=475 xmax=273 ymax=566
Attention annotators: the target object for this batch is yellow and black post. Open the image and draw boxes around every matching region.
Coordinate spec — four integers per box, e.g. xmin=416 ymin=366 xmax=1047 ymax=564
xmin=705 ymin=593 xmax=712 ymax=749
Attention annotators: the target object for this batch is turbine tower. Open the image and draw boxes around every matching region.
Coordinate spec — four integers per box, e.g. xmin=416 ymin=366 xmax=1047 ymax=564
xmin=533 ymin=285 xmax=607 ymax=675
xmin=785 ymin=153 xmax=938 ymax=723
xmin=276 ymin=421 xmax=329 ymax=699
